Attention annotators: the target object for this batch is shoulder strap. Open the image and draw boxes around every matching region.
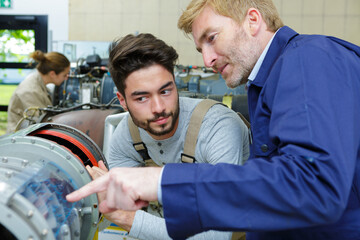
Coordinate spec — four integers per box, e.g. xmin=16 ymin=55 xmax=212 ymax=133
xmin=237 ymin=112 xmax=250 ymax=129
xmin=128 ymin=116 xmax=159 ymax=167
xmin=181 ymin=99 xmax=220 ymax=163
xmin=231 ymin=232 xmax=246 ymax=240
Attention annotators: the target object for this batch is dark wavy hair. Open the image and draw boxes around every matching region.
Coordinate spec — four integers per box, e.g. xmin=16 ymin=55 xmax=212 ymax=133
xmin=108 ymin=33 xmax=179 ymax=97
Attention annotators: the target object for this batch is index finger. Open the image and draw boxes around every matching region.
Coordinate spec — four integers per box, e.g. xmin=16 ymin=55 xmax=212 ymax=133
xmin=98 ymin=160 xmax=108 ymax=171
xmin=66 ymin=173 xmax=109 ymax=202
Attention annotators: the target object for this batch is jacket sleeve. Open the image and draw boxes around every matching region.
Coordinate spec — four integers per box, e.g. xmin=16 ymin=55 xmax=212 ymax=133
xmin=161 ymin=41 xmax=360 ymax=239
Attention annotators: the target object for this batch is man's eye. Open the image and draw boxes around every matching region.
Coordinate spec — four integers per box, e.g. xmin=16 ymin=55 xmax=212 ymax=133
xmin=208 ymin=34 xmax=216 ymax=43
xmin=136 ymin=97 xmax=147 ymax=102
xmin=161 ymin=89 xmax=171 ymax=95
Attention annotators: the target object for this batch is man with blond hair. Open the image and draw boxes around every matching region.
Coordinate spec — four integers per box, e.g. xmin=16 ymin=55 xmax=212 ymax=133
xmin=67 ymin=0 xmax=360 ymax=239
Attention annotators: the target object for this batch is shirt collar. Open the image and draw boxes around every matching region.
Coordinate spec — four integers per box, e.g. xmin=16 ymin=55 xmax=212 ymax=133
xmin=247 ymin=29 xmax=279 ymax=85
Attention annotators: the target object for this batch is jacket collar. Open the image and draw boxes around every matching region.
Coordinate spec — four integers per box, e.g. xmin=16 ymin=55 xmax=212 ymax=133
xmin=35 ymin=70 xmax=48 ymax=92
xmin=250 ymin=26 xmax=298 ymax=87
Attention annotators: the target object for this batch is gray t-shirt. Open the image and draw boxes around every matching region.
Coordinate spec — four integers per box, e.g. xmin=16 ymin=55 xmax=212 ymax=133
xmin=109 ymin=97 xmax=249 ymax=240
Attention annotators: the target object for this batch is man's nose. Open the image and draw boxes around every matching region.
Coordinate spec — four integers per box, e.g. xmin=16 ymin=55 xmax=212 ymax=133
xmin=202 ymin=48 xmax=217 ymax=68
xmin=151 ymin=96 xmax=165 ymax=114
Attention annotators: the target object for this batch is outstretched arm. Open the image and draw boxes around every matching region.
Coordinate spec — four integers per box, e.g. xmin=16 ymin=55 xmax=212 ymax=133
xmin=66 ymin=166 xmax=162 ymax=212
xmin=85 ymin=161 xmax=135 ymax=232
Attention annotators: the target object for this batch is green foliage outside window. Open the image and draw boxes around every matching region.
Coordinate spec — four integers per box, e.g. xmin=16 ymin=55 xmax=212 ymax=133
xmin=0 ymin=29 xmax=35 ymax=63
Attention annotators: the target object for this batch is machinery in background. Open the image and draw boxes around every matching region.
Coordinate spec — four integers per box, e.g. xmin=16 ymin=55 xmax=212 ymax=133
xmin=175 ymin=65 xmax=247 ymax=96
xmin=50 ymin=56 xmax=248 ymax=120
xmin=175 ymin=65 xmax=249 ymax=120
xmin=15 ymin=54 xmax=124 ymax=149
xmin=17 ymin=54 xmax=248 ymax=151
xmin=0 ymin=123 xmax=104 ymax=240
xmin=52 ymin=54 xmax=118 ymax=108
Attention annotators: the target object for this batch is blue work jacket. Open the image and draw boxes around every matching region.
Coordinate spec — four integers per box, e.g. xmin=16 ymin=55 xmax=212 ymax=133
xmin=161 ymin=26 xmax=360 ymax=240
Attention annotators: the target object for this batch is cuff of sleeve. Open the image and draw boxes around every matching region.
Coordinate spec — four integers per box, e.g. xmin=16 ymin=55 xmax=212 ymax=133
xmin=157 ymin=166 xmax=165 ymax=204
xmin=128 ymin=210 xmax=144 ymax=239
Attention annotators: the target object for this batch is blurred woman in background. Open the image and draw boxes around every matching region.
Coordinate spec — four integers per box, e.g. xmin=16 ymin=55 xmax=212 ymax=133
xmin=6 ymin=50 xmax=70 ymax=133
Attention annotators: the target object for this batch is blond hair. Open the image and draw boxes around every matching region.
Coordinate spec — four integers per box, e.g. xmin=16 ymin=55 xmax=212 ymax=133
xmin=178 ymin=0 xmax=283 ymax=34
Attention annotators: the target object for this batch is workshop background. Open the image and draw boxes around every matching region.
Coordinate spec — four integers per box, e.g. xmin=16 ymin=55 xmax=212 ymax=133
xmin=0 ymin=1 xmax=359 ymax=239
xmin=0 ymin=0 xmax=359 ymax=135
xmin=0 ymin=0 xmax=359 ymax=65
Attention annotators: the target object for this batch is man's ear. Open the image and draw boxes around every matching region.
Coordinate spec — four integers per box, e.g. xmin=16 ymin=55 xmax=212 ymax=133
xmin=117 ymin=92 xmax=128 ymax=111
xmin=246 ymin=8 xmax=262 ymax=36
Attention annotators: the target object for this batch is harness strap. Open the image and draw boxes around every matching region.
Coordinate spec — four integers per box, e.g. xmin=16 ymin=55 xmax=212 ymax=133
xmin=128 ymin=116 xmax=158 ymax=167
xmin=231 ymin=231 xmax=246 ymax=240
xmin=181 ymin=99 xmax=219 ymax=163
xmin=237 ymin=112 xmax=250 ymax=129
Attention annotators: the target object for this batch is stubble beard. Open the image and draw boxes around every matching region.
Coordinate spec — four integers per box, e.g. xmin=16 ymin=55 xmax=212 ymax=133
xmin=224 ymin=27 xmax=263 ymax=88
xmin=128 ymin=97 xmax=180 ymax=137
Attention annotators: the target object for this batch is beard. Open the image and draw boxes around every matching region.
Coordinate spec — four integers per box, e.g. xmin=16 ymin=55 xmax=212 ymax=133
xmin=224 ymin=27 xmax=263 ymax=88
xmin=128 ymin=97 xmax=180 ymax=137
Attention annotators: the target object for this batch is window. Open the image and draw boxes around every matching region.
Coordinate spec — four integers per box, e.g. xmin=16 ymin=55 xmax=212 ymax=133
xmin=0 ymin=15 xmax=48 ymax=69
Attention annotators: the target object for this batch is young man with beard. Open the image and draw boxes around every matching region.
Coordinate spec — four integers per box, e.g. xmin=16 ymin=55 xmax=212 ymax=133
xmin=68 ymin=0 xmax=360 ymax=239
xmin=93 ymin=33 xmax=249 ymax=240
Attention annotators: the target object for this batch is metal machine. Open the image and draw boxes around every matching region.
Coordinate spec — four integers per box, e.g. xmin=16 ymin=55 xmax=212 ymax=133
xmin=53 ymin=54 xmax=116 ymax=108
xmin=0 ymin=123 xmax=104 ymax=240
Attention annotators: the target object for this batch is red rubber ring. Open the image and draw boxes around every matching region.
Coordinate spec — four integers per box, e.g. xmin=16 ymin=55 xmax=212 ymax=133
xmin=31 ymin=129 xmax=98 ymax=167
